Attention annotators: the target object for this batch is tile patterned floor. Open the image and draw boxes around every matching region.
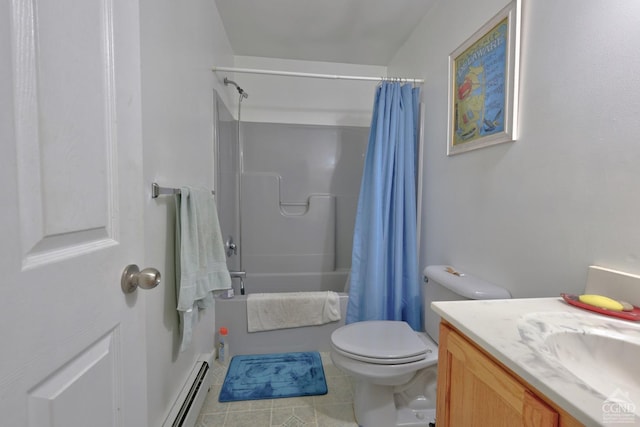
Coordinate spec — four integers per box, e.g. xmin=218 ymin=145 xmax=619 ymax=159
xmin=196 ymin=352 xmax=359 ymax=427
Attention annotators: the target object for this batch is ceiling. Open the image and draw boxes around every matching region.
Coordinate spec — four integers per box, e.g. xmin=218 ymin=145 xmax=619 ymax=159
xmin=215 ymin=0 xmax=437 ymax=66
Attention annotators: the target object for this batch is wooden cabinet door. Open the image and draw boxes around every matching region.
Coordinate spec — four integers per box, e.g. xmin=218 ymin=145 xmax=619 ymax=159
xmin=436 ymin=324 xmax=559 ymax=427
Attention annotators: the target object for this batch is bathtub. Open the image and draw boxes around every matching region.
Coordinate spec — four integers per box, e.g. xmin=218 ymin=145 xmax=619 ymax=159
xmin=214 ymin=271 xmax=349 ymax=356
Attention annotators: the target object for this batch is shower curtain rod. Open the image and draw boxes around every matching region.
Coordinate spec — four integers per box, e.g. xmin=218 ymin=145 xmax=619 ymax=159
xmin=211 ymin=66 xmax=424 ymax=84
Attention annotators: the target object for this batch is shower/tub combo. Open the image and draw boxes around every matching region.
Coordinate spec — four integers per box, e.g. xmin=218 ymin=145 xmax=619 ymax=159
xmin=212 ymin=79 xmax=368 ymax=354
xmin=215 ymin=287 xmax=350 ymax=355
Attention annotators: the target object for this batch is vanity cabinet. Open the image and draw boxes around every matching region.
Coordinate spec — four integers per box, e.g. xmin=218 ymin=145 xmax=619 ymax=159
xmin=436 ymin=322 xmax=583 ymax=427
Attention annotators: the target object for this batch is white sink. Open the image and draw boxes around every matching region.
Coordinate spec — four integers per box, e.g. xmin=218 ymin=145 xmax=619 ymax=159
xmin=518 ymin=311 xmax=640 ymax=417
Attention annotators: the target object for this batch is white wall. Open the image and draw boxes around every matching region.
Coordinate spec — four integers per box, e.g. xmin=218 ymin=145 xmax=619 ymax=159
xmin=390 ymin=0 xmax=640 ymax=296
xmin=139 ymin=1 xmax=234 ymax=425
xmin=228 ymin=56 xmax=386 ymax=126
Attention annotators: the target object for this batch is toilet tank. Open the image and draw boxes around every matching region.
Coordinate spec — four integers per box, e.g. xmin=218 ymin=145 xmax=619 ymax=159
xmin=423 ymin=265 xmax=511 ymax=344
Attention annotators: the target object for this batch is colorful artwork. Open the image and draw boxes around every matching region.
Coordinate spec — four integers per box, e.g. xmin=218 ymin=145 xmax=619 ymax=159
xmin=447 ymin=0 xmax=520 ymax=156
xmin=452 ymin=18 xmax=508 ymax=146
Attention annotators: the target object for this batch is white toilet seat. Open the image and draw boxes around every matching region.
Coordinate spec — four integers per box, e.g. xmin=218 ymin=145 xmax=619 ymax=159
xmin=332 ymin=346 xmax=426 ymax=364
xmin=331 ymin=320 xmax=430 ymax=365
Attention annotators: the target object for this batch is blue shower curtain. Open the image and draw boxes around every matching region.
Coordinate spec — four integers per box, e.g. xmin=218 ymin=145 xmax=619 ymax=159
xmin=346 ymin=82 xmax=421 ymax=330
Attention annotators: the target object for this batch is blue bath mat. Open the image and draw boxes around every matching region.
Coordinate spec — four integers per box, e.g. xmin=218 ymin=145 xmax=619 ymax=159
xmin=218 ymin=352 xmax=327 ymax=402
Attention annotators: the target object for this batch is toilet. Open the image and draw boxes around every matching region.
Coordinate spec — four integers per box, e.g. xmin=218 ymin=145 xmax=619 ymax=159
xmin=330 ymin=265 xmax=511 ymax=427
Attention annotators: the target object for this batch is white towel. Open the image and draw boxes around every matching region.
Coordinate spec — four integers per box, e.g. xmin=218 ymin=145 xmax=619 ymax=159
xmin=247 ymin=291 xmax=341 ymax=332
xmin=175 ymin=187 xmax=231 ymax=351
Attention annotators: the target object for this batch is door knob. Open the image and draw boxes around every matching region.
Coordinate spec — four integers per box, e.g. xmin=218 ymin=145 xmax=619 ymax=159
xmin=121 ymin=264 xmax=161 ymax=294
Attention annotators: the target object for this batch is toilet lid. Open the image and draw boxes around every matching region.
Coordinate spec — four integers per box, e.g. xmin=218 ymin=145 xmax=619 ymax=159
xmin=331 ymin=321 xmax=427 ymax=364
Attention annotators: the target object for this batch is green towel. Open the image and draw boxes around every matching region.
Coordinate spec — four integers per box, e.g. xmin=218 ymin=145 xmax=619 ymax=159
xmin=175 ymin=187 xmax=231 ymax=351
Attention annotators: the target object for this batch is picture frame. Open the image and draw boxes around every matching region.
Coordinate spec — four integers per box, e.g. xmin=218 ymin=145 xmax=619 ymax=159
xmin=447 ymin=0 xmax=521 ymax=156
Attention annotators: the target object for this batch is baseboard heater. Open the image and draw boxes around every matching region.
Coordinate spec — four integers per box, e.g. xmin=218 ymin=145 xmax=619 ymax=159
xmin=162 ymin=359 xmax=212 ymax=427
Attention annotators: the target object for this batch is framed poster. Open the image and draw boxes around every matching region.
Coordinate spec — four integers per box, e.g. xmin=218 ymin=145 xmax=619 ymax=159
xmin=447 ymin=0 xmax=521 ymax=155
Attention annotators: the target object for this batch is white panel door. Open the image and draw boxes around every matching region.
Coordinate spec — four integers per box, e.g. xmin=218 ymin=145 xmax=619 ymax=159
xmin=0 ymin=1 xmax=147 ymax=426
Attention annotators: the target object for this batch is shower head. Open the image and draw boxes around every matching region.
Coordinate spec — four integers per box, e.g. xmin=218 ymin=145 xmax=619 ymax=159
xmin=224 ymin=77 xmax=249 ymax=99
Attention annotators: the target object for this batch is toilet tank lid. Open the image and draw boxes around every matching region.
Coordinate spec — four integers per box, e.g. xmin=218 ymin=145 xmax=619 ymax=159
xmin=423 ymin=265 xmax=511 ymax=300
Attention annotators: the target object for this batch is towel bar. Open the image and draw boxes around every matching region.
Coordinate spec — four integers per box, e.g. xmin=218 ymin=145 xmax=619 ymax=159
xmin=151 ymin=182 xmax=215 ymax=198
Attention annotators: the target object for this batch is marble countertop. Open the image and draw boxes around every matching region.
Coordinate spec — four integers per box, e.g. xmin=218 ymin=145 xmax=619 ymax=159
xmin=432 ymin=297 xmax=640 ymax=427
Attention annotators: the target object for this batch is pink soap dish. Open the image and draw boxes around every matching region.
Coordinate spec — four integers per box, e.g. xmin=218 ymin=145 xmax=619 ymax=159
xmin=561 ymin=293 xmax=640 ymax=321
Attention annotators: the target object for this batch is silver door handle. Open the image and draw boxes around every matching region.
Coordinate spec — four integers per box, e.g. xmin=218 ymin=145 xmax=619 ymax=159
xmin=121 ymin=264 xmax=161 ymax=294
